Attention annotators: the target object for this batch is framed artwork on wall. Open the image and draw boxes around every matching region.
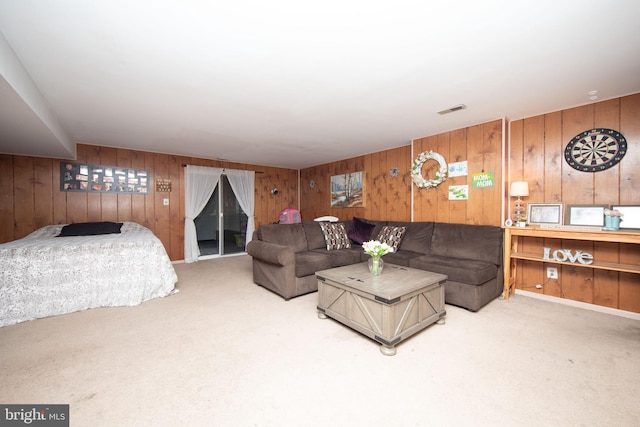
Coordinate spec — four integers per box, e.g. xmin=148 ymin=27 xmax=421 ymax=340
xmin=60 ymin=162 xmax=149 ymax=194
xmin=527 ymin=203 xmax=564 ymax=226
xmin=610 ymin=205 xmax=640 ymax=229
xmin=565 ymin=204 xmax=608 ymax=227
xmin=330 ymin=171 xmax=364 ymax=208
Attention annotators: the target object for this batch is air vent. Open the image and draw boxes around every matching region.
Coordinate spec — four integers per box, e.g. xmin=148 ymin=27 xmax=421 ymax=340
xmin=437 ymin=104 xmax=467 ymax=115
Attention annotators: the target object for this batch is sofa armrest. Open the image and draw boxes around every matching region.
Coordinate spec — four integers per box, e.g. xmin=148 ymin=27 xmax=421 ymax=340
xmin=246 ymin=240 xmax=295 ymax=266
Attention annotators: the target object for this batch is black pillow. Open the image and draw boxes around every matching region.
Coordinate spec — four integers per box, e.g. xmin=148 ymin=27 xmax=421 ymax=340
xmin=57 ymin=221 xmax=123 ymax=237
xmin=347 ymin=217 xmax=376 ymax=245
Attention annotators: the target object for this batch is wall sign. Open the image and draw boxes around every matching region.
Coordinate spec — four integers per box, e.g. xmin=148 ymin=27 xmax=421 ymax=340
xmin=472 ymin=172 xmax=495 ymax=188
xmin=543 ymin=246 xmax=593 ymax=265
xmin=60 ymin=162 xmax=150 ymax=194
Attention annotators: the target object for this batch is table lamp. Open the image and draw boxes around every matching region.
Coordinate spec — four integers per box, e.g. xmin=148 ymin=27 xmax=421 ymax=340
xmin=510 ymin=181 xmax=529 ymax=222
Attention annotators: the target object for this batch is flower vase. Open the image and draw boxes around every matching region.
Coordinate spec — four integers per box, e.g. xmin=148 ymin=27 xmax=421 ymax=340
xmin=603 ymin=216 xmax=621 ymax=231
xmin=368 ymin=256 xmax=384 ymax=275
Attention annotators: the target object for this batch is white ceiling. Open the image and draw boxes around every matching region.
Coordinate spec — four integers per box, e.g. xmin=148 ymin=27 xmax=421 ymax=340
xmin=1 ymin=1 xmax=639 ymax=169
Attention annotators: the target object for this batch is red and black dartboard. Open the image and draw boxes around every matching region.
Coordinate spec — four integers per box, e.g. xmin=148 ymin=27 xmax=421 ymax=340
xmin=564 ymin=128 xmax=627 ymax=172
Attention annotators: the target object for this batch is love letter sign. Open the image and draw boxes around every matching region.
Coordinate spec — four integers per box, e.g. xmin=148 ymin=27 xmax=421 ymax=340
xmin=543 ymin=247 xmax=594 ymax=265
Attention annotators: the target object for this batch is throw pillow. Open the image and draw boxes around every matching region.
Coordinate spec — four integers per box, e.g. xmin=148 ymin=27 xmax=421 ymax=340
xmin=376 ymin=225 xmax=407 ymax=252
xmin=319 ymin=222 xmax=351 ymax=250
xmin=57 ymin=221 xmax=124 ymax=237
xmin=347 ymin=217 xmax=375 ymax=245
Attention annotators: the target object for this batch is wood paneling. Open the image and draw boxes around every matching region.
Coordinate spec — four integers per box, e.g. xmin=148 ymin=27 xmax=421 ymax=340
xmin=300 ymin=145 xmax=411 ymax=223
xmin=412 ymin=119 xmax=504 ymax=226
xmin=0 ymin=155 xmax=14 ymax=240
xmin=0 ymin=144 xmax=298 ymax=261
xmin=509 ymin=93 xmax=640 ymax=313
xmin=300 ymin=120 xmax=503 ymax=226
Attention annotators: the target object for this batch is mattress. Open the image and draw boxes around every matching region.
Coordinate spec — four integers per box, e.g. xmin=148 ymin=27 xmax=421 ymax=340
xmin=0 ymin=222 xmax=178 ymax=327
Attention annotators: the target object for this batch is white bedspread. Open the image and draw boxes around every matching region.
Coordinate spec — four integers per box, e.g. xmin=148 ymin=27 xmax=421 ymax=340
xmin=0 ymin=222 xmax=178 ymax=327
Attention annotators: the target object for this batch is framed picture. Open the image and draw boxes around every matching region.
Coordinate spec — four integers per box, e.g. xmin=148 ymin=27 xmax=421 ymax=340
xmin=610 ymin=205 xmax=640 ymax=229
xmin=527 ymin=203 xmax=563 ymax=225
xmin=565 ymin=204 xmax=608 ymax=227
xmin=60 ymin=162 xmax=149 ymax=194
xmin=330 ymin=171 xmax=364 ymax=208
xmin=448 ymin=185 xmax=469 ymax=200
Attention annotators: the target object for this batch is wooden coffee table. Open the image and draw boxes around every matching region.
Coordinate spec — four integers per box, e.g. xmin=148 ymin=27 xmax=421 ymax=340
xmin=316 ymin=262 xmax=447 ymax=356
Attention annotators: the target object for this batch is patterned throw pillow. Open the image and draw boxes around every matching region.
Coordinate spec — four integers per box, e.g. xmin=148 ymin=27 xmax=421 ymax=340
xmin=376 ymin=225 xmax=407 ymax=252
xmin=319 ymin=222 xmax=352 ymax=250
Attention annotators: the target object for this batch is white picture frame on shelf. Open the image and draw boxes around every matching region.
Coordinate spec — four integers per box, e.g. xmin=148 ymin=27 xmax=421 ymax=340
xmin=610 ymin=205 xmax=640 ymax=229
xmin=527 ymin=203 xmax=563 ymax=226
xmin=565 ymin=204 xmax=608 ymax=227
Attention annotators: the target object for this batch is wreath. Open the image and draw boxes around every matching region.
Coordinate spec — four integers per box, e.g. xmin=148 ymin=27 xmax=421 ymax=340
xmin=411 ymin=150 xmax=448 ymax=189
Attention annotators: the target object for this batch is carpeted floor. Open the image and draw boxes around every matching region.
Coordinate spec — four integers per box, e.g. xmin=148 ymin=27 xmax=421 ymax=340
xmin=1 ymin=255 xmax=639 ymax=426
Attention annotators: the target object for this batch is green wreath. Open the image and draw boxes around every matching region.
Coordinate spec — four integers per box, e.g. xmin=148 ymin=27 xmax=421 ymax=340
xmin=411 ymin=150 xmax=448 ymax=189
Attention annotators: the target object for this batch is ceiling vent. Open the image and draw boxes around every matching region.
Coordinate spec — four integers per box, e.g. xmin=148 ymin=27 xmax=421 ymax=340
xmin=437 ymin=104 xmax=467 ymax=115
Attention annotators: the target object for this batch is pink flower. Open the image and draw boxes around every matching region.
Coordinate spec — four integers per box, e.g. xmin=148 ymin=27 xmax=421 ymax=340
xmin=604 ymin=209 xmax=623 ymax=217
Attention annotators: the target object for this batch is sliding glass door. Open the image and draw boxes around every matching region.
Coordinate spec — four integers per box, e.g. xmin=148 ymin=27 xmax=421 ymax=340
xmin=194 ymin=175 xmax=248 ymax=257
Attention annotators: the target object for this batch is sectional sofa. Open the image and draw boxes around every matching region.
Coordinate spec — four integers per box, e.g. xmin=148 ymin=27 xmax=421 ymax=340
xmin=246 ymin=218 xmax=504 ymax=312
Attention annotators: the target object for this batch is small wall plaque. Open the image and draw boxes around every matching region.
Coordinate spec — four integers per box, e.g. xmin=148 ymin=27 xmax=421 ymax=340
xmin=156 ymin=178 xmax=172 ymax=192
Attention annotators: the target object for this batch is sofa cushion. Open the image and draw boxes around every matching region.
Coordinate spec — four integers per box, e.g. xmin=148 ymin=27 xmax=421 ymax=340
xmin=347 ymin=217 xmax=376 ymax=244
xmin=302 ymin=221 xmax=327 ymax=250
xmin=430 ymin=223 xmax=503 ymax=265
xmin=311 ymin=248 xmax=362 ymax=268
xmin=319 ymin=222 xmax=351 ymax=250
xmin=295 ymin=251 xmax=334 ymax=277
xmin=382 ymin=250 xmax=425 ymax=267
xmin=260 ymin=223 xmax=308 ymax=253
xmin=376 ymin=225 xmax=407 ymax=252
xmin=409 ymin=254 xmax=498 ymax=285
xmin=386 ymin=221 xmax=434 ymax=254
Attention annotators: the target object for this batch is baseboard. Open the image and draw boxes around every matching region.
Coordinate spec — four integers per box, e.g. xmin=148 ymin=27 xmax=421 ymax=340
xmin=172 ymin=252 xmax=248 ymax=264
xmin=515 ymin=290 xmax=640 ymax=321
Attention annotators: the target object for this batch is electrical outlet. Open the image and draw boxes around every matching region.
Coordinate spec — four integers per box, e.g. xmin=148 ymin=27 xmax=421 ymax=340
xmin=547 ymin=267 xmax=558 ymax=279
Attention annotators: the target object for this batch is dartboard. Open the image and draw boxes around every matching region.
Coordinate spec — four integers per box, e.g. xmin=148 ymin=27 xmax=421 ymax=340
xmin=564 ymin=128 xmax=627 ymax=172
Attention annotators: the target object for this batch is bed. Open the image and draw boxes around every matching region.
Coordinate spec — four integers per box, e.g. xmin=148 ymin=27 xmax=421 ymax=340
xmin=0 ymin=221 xmax=178 ymax=327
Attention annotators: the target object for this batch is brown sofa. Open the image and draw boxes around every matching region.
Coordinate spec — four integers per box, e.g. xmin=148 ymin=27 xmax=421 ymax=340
xmin=246 ymin=218 xmax=504 ymax=312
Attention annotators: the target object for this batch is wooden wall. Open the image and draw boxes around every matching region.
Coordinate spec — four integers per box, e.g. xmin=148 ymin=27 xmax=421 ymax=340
xmin=0 ymin=144 xmax=298 ymax=261
xmin=300 ymin=145 xmax=413 ymax=222
xmin=299 ymin=119 xmax=504 ymax=227
xmin=413 ymin=119 xmax=504 ymax=225
xmin=509 ymin=93 xmax=640 ymax=312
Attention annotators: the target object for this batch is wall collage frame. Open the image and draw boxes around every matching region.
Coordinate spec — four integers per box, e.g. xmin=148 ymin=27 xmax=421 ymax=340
xmin=60 ymin=162 xmax=150 ymax=194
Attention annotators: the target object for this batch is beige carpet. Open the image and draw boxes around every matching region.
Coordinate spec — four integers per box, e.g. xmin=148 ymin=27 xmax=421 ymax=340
xmin=1 ymin=255 xmax=639 ymax=427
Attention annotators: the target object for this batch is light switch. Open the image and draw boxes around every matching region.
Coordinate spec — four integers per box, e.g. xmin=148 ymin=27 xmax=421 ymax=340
xmin=163 ymin=198 xmax=169 ymax=206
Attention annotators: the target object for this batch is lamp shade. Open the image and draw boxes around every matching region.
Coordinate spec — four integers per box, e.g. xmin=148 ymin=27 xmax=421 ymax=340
xmin=510 ymin=181 xmax=529 ymax=197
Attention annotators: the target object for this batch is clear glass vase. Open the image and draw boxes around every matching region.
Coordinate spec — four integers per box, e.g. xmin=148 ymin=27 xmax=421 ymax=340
xmin=368 ymin=256 xmax=384 ymax=275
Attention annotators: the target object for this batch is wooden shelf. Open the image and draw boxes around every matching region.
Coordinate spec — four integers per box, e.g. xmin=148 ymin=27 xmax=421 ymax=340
xmin=510 ymin=252 xmax=640 ymax=274
xmin=504 ymin=225 xmax=640 ymax=243
xmin=503 ymin=226 xmax=640 ymax=299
